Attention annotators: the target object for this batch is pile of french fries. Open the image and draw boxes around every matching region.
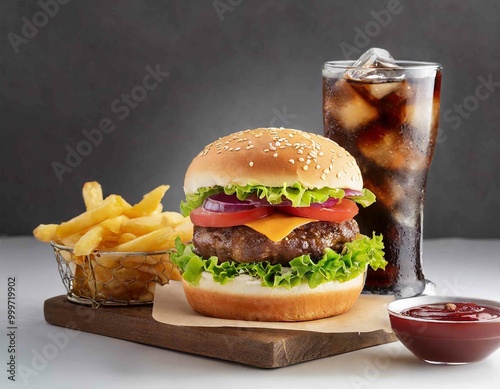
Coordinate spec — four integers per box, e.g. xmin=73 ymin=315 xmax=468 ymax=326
xmin=33 ymin=182 xmax=193 ymax=303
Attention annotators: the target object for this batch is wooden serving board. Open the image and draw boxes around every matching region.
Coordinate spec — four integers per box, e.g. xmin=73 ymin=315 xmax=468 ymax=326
xmin=44 ymin=295 xmax=396 ymax=368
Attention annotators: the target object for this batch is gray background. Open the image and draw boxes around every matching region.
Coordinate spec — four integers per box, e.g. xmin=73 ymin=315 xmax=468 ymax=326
xmin=1 ymin=0 xmax=499 ymax=238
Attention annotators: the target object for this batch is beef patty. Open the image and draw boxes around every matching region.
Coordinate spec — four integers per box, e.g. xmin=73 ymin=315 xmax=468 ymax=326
xmin=192 ymin=219 xmax=360 ymax=266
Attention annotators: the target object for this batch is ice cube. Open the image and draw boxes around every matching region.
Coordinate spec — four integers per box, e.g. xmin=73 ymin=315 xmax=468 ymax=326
xmin=350 ymin=81 xmax=403 ymax=102
xmin=352 ymin=48 xmax=398 ymax=68
xmin=364 ymin=82 xmax=402 ymax=99
xmin=364 ymin=172 xmax=422 ymax=227
xmin=392 ymin=208 xmax=420 ymax=228
xmin=404 ymin=104 xmax=432 ymax=141
xmin=363 ymin=175 xmax=404 ymax=211
xmin=356 ymin=124 xmax=425 ymax=171
xmin=404 ymin=94 xmax=440 ymax=137
xmin=346 ymin=48 xmax=405 ymax=83
xmin=324 ymin=79 xmax=378 ymax=131
xmin=376 ymin=81 xmax=416 ymax=128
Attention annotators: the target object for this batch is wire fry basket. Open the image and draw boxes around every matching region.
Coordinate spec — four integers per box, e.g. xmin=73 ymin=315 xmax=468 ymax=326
xmin=51 ymin=242 xmax=177 ymax=307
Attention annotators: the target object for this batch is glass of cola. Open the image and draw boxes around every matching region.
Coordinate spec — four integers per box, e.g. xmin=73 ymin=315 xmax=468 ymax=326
xmin=323 ymin=48 xmax=442 ymax=297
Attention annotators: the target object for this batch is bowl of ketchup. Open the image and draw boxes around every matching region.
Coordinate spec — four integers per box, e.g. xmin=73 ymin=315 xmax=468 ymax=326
xmin=388 ymin=296 xmax=500 ymax=364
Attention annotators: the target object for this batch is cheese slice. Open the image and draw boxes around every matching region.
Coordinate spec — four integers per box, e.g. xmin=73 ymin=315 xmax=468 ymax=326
xmin=244 ymin=212 xmax=317 ymax=242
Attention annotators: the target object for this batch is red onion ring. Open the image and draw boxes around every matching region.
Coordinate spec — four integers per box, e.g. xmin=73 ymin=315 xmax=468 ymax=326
xmin=343 ymin=189 xmax=363 ymax=197
xmin=203 ymin=192 xmax=348 ymax=212
xmin=309 ymin=197 xmax=338 ymax=208
xmin=202 ymin=193 xmax=256 ymax=212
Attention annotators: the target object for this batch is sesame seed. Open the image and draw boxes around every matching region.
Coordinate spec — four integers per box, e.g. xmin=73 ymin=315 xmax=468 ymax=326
xmin=321 ymin=174 xmax=326 ymax=180
xmin=235 ymin=147 xmax=241 ymax=151
xmin=275 ymin=141 xmax=281 ymax=146
xmin=306 ymin=159 xmax=311 ymax=165
xmin=249 ymin=162 xmax=254 ymax=167
xmin=316 ymin=164 xmax=321 ymax=169
xmin=288 ymin=159 xmax=295 ymax=164
xmin=297 ymin=149 xmax=303 ymax=154
xmin=319 ymin=151 xmax=324 ymax=157
xmin=303 ymin=165 xmax=309 ymax=171
xmin=264 ymin=149 xmax=269 ymax=153
xmin=273 ymin=152 xmax=278 ymax=158
xmin=299 ymin=157 xmax=304 ymax=162
xmin=336 ymin=172 xmax=342 ymax=178
xmin=246 ymin=145 xmax=254 ymax=150
xmin=323 ymin=169 xmax=330 ymax=174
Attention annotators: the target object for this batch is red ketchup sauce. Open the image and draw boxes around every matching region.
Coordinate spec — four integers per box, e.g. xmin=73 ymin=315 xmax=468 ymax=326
xmin=401 ymin=302 xmax=500 ymax=322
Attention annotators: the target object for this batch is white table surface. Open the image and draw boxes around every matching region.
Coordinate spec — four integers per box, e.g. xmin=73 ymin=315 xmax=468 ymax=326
xmin=1 ymin=236 xmax=499 ymax=389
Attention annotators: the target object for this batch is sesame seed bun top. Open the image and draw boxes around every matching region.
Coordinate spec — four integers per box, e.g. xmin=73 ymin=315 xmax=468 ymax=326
xmin=183 ymin=128 xmax=363 ymax=195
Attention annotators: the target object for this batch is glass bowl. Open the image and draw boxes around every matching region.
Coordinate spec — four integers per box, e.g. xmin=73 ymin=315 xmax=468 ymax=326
xmin=388 ymin=296 xmax=500 ymax=364
xmin=51 ymin=242 xmax=178 ymax=307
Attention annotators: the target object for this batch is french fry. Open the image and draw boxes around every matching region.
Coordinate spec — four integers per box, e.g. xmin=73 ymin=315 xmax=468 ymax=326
xmin=136 ymin=254 xmax=177 ymax=284
xmin=56 ymin=195 xmax=131 ymax=239
xmin=100 ymin=215 xmax=128 ymax=234
xmin=82 ymin=181 xmax=104 ymax=210
xmin=117 ymin=232 xmax=137 ymax=244
xmin=138 ymin=282 xmax=156 ymax=302
xmin=60 ymin=232 xmax=85 ymax=247
xmin=33 ymin=224 xmax=58 ymax=243
xmin=169 ymin=265 xmax=182 ymax=281
xmin=74 ymin=225 xmax=111 ymax=256
xmin=170 ymin=217 xmax=194 ymax=244
xmin=108 ymin=227 xmax=174 ymax=252
xmin=73 ymin=215 xmax=128 ymax=256
xmin=125 ymin=185 xmax=169 ymax=218
xmin=153 ymin=204 xmax=163 ymax=214
xmin=122 ymin=211 xmax=185 ymax=236
xmin=72 ymin=262 xmax=91 ymax=297
xmin=161 ymin=212 xmax=186 ymax=227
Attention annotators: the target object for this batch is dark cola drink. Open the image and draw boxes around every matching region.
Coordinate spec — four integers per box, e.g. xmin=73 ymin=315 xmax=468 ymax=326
xmin=322 ymin=49 xmax=442 ymax=297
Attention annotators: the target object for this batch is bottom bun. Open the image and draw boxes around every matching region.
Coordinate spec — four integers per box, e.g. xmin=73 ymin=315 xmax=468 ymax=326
xmin=182 ymin=272 xmax=365 ymax=322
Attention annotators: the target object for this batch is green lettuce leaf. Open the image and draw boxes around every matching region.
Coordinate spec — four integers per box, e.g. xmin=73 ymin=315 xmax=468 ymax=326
xmin=170 ymin=234 xmax=386 ymax=289
xmin=180 ymin=183 xmax=376 ymax=216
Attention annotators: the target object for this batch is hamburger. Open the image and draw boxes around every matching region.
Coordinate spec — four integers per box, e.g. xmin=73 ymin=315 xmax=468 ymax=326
xmin=171 ymin=128 xmax=386 ymax=322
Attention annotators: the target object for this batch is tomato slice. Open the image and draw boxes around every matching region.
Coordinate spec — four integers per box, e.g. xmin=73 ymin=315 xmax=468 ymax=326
xmin=279 ymin=199 xmax=358 ymax=222
xmin=190 ymin=206 xmax=275 ymax=227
